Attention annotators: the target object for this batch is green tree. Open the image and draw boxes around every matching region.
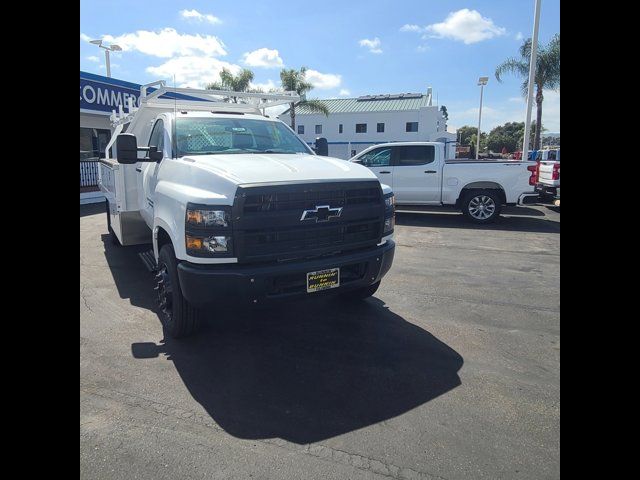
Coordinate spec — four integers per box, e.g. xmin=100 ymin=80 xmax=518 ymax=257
xmin=439 ymin=105 xmax=448 ymax=121
xmin=517 ymin=121 xmax=545 ymax=150
xmin=486 ymin=121 xmax=525 ymax=153
xmin=456 ymin=125 xmax=478 ymax=146
xmin=468 ymin=133 xmax=488 ymax=155
xmin=495 ymin=33 xmax=560 ymax=150
xmin=279 ymin=67 xmax=329 ymax=129
xmin=207 ymin=68 xmax=257 ymax=103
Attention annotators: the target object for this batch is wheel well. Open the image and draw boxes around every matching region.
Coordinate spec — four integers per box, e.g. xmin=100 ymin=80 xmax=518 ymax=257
xmin=156 ymin=227 xmax=172 ymax=251
xmin=456 ymin=183 xmax=506 ymax=207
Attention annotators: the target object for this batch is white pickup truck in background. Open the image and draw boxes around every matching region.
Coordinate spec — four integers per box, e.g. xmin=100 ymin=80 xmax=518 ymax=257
xmin=98 ymin=82 xmax=396 ymax=338
xmin=350 ymin=142 xmax=539 ymax=223
xmin=535 ymin=149 xmax=560 ymax=205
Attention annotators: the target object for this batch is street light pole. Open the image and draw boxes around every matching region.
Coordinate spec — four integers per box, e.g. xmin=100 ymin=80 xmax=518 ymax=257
xmin=476 ymin=76 xmax=489 ymax=160
xmin=89 ymin=39 xmax=122 ymax=78
xmin=105 ymin=48 xmax=111 ymax=78
xmin=521 ymin=0 xmax=542 ymax=160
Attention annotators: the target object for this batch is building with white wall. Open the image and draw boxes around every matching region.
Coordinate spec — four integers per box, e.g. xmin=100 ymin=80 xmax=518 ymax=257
xmin=277 ymin=89 xmax=456 ymax=159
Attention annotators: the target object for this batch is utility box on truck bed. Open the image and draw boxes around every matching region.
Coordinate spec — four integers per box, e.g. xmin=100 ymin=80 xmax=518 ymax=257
xmin=99 ymin=159 xmax=149 ymax=245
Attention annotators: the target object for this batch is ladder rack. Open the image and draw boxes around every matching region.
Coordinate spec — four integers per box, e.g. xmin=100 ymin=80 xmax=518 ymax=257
xmin=110 ymin=80 xmax=300 ymax=127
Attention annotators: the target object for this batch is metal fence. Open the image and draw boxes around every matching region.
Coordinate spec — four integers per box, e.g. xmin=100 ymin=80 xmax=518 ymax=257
xmin=80 ymin=158 xmax=100 ymax=191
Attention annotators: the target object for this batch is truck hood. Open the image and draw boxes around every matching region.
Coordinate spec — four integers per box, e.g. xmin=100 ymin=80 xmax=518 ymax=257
xmin=183 ymin=153 xmax=378 ymax=185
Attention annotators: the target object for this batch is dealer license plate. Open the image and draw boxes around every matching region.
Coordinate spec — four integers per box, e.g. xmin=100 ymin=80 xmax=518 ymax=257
xmin=307 ymin=268 xmax=340 ymax=293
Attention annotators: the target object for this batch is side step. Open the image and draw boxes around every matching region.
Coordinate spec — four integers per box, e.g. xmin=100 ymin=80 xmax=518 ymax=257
xmin=138 ymin=249 xmax=157 ymax=273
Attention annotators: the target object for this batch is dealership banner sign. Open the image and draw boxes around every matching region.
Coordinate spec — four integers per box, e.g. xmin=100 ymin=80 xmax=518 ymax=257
xmin=80 ymin=75 xmax=141 ymax=114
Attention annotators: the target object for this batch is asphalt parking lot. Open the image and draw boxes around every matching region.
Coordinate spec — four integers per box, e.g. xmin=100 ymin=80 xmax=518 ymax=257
xmin=80 ymin=203 xmax=559 ymax=480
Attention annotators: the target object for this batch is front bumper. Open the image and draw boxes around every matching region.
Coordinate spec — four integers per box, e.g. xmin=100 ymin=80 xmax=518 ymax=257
xmin=177 ymin=240 xmax=396 ymax=307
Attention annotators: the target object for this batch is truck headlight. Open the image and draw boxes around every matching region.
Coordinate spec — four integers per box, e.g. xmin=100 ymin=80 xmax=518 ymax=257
xmin=383 ymin=216 xmax=395 ymax=233
xmin=186 ymin=235 xmax=232 ymax=254
xmin=186 ymin=205 xmax=229 ymax=227
xmin=384 ymin=194 xmax=395 ymax=208
xmin=383 ymin=193 xmax=395 ymax=234
xmin=185 ymin=203 xmax=233 ymax=256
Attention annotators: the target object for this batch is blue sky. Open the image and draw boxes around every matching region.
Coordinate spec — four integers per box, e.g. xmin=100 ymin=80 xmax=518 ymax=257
xmin=80 ymin=0 xmax=560 ymax=132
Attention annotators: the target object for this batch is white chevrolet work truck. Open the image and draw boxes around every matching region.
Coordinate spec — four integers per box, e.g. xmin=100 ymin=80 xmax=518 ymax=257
xmin=351 ymin=142 xmax=539 ymax=223
xmin=99 ymin=82 xmax=396 ymax=337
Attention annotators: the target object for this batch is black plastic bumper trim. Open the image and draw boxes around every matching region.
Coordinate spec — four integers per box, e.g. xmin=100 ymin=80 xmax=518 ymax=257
xmin=177 ymin=240 xmax=395 ymax=306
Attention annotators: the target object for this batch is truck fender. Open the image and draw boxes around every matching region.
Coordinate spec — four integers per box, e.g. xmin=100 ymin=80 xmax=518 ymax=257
xmin=153 ymin=217 xmax=178 ymax=261
xmin=456 ymin=181 xmax=506 ymax=206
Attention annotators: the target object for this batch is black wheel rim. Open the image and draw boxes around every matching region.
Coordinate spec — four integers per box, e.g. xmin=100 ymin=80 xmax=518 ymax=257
xmin=155 ymin=264 xmax=173 ymax=324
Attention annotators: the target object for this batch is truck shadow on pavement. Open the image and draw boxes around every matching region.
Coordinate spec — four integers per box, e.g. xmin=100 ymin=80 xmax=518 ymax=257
xmin=131 ymin=301 xmax=463 ymax=444
xmin=99 ymin=232 xmax=465 ymax=443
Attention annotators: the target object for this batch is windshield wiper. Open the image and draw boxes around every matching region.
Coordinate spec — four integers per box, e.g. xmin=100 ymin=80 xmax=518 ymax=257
xmin=260 ymin=149 xmax=298 ymax=154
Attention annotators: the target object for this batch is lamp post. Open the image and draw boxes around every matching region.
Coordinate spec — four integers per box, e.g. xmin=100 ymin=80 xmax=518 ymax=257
xmin=476 ymin=76 xmax=489 ymax=160
xmin=521 ymin=0 xmax=542 ymax=160
xmin=89 ymin=39 xmax=122 ymax=78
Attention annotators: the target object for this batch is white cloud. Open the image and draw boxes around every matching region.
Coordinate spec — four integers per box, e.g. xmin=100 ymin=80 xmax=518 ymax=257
xmin=359 ymin=37 xmax=383 ymax=54
xmin=416 ymin=45 xmax=430 ymax=52
xmin=86 ymin=55 xmax=100 ymax=62
xmin=400 ymin=24 xmax=422 ymax=32
xmin=100 ymin=28 xmax=227 ymax=58
xmin=425 ymin=9 xmax=506 ymax=44
xmin=146 ymin=56 xmax=241 ymax=88
xmin=250 ymin=79 xmax=278 ymax=92
xmin=339 ymin=89 xmax=351 ymax=96
xmin=242 ymin=48 xmax=284 ymax=68
xmin=180 ymin=9 xmax=221 ymax=25
xmin=305 ymin=69 xmax=342 ymax=89
xmin=515 ymin=32 xmax=524 ymax=41
xmin=80 ymin=33 xmax=92 ymax=42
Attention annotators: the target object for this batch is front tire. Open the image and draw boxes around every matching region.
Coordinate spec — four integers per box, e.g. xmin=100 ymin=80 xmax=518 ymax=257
xmin=156 ymin=244 xmax=201 ymax=338
xmin=461 ymin=190 xmax=502 ymax=224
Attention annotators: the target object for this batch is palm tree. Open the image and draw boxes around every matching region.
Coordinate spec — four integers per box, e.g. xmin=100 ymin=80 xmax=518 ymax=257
xmin=279 ymin=67 xmax=329 ymax=129
xmin=207 ymin=68 xmax=256 ymax=103
xmin=495 ymin=33 xmax=560 ymax=150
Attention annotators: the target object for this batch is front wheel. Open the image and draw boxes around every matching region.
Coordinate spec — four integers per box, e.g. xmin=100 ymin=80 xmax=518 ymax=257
xmin=461 ymin=190 xmax=502 ymax=224
xmin=156 ymin=244 xmax=201 ymax=338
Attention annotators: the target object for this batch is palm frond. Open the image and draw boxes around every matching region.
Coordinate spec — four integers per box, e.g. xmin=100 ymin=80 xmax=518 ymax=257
xmin=495 ymin=58 xmax=529 ymax=83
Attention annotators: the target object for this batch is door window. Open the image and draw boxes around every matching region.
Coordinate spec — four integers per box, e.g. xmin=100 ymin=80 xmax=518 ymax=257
xmin=395 ymin=145 xmax=435 ymax=166
xmin=148 ymin=119 xmax=165 ymax=154
xmin=358 ymin=147 xmax=392 ymax=167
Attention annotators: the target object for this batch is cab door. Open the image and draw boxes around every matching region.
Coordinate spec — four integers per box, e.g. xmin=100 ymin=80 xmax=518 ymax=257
xmin=391 ymin=145 xmax=440 ymax=204
xmin=137 ymin=118 xmax=166 ymax=226
xmin=353 ymin=146 xmax=394 ymax=189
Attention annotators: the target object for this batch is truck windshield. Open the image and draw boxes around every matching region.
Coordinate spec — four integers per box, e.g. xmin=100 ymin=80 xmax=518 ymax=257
xmin=175 ymin=117 xmax=312 ymax=156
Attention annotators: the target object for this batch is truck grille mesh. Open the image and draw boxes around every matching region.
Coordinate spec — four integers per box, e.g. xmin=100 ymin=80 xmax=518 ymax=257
xmin=234 ymin=182 xmax=383 ymax=263
xmin=242 ymin=186 xmax=380 ymax=213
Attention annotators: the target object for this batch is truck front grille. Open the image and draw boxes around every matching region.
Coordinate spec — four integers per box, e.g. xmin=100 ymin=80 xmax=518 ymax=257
xmin=242 ymin=186 xmax=380 ymax=213
xmin=232 ymin=181 xmax=384 ymax=264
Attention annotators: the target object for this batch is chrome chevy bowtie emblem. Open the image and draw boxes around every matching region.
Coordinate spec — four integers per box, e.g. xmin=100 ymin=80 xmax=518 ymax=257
xmin=300 ymin=205 xmax=343 ymax=222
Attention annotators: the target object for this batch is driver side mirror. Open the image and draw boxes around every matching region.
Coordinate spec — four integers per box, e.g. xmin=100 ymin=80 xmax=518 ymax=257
xmin=116 ymin=133 xmax=163 ymax=164
xmin=116 ymin=133 xmax=138 ymax=164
